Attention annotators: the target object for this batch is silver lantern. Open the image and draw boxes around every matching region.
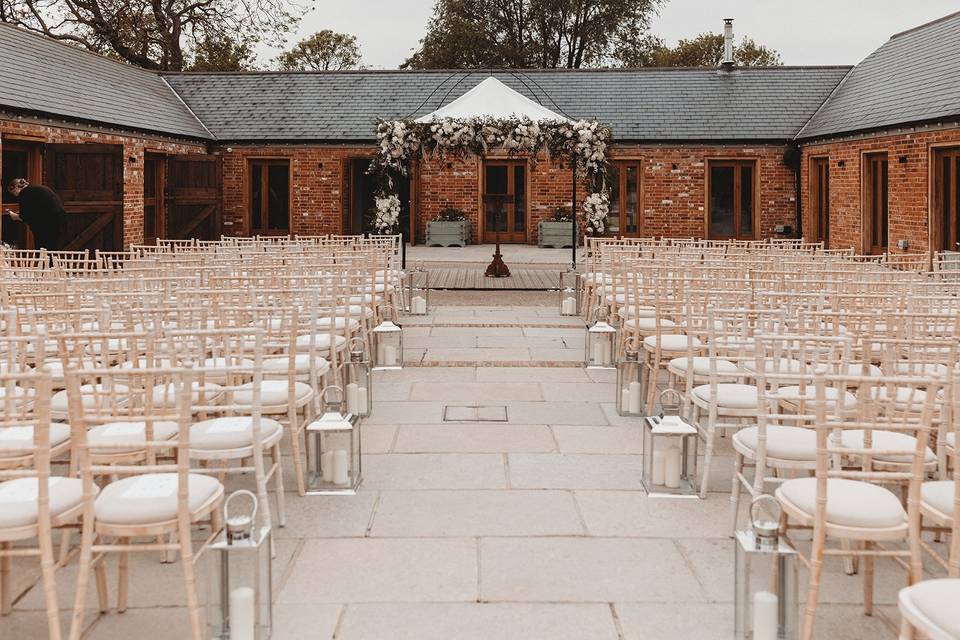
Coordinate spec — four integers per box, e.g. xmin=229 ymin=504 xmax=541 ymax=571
xmin=372 ymin=306 xmax=403 ymax=370
xmin=344 ymin=337 xmax=371 ymax=418
xmin=404 ymin=264 xmax=430 ymax=315
xmin=641 ymin=389 xmax=699 ymax=497
xmin=558 ymin=268 xmax=581 ymax=316
xmin=616 ymin=337 xmax=645 ymax=416
xmin=305 ymin=386 xmax=362 ymax=495
xmin=584 ymin=305 xmax=616 ymax=369
xmin=207 ymin=490 xmax=272 ymax=640
xmin=734 ymin=495 xmax=799 ymax=640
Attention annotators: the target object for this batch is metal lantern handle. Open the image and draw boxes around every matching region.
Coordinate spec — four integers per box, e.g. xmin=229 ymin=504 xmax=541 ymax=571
xmin=224 ymin=489 xmax=258 ymax=542
xmin=225 ymin=489 xmax=258 ymax=524
xmin=658 ymin=388 xmax=683 ymax=413
xmin=320 ymin=385 xmax=345 ymax=410
xmin=348 ymin=337 xmax=366 ymax=361
xmin=592 ymin=305 xmax=609 ymax=322
xmin=749 ymin=494 xmax=782 ymax=545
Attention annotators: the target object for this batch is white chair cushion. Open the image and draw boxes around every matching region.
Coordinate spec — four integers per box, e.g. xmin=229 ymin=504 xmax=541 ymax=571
xmin=840 ymin=430 xmax=936 ymax=464
xmin=190 ymin=416 xmax=283 ymax=451
xmin=348 ymin=294 xmax=380 ymax=305
xmin=150 ymin=382 xmax=223 ymax=409
xmin=87 ymin=421 xmax=179 ymax=455
xmin=733 ymin=425 xmax=817 ymax=461
xmin=618 ymin=306 xmax=656 ymax=319
xmin=644 ymin=334 xmax=701 ymax=352
xmin=920 ymin=481 xmax=954 ymax=517
xmin=692 ymin=383 xmax=759 ymax=409
xmin=892 ymin=362 xmax=949 ymax=377
xmin=777 ymin=385 xmax=857 ymax=409
xmin=899 ymin=579 xmax=960 ymax=638
xmin=947 ymin=432 xmax=956 ymax=449
xmin=0 ymin=423 xmax=71 ymax=458
xmin=0 ymin=477 xmax=86 ymax=528
xmin=199 ymin=357 xmax=255 ymax=385
xmin=870 ymin=386 xmax=928 ymax=411
xmin=295 ymin=334 xmax=347 ymax=354
xmin=316 ymin=316 xmax=362 ymax=330
xmin=778 ymin=477 xmax=906 ymax=529
xmin=233 ymin=380 xmax=313 ymax=406
xmin=625 ymin=317 xmax=674 ymax=331
xmin=742 ymin=358 xmax=808 ymax=375
xmin=51 ymin=384 xmax=129 ymax=415
xmin=334 ymin=305 xmax=374 ymax=319
xmin=668 ymin=356 xmax=738 ymax=377
xmin=263 ymin=354 xmax=330 ymax=377
xmin=95 ymin=473 xmax=222 ymax=525
xmin=842 ymin=363 xmax=883 ymax=377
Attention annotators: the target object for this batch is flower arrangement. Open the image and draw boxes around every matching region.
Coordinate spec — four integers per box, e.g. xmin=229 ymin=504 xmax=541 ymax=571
xmin=434 ymin=206 xmax=466 ymax=222
xmin=551 ymin=206 xmax=574 ymax=222
xmin=582 ymin=191 xmax=610 ymax=235
xmin=373 ymin=194 xmax=401 ymax=234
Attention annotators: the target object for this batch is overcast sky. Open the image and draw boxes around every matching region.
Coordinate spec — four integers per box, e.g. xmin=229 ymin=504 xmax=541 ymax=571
xmin=292 ymin=0 xmax=958 ymax=68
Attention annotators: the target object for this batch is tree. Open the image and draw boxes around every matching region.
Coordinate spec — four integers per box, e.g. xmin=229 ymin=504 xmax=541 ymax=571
xmin=276 ymin=30 xmax=363 ymax=70
xmin=188 ymin=35 xmax=258 ymax=71
xmin=0 ymin=0 xmax=303 ymax=71
xmin=403 ymin=0 xmax=664 ymax=69
xmin=645 ymin=33 xmax=782 ymax=67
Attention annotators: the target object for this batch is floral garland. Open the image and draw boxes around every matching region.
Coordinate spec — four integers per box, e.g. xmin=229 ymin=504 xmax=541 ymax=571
xmin=582 ymin=191 xmax=610 ymax=235
xmin=368 ymin=116 xmax=613 ymax=235
xmin=373 ymin=194 xmax=401 ymax=233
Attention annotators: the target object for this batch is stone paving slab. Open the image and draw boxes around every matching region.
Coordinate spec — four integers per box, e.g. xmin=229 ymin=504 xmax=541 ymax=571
xmin=394 ymin=424 xmax=555 ymax=453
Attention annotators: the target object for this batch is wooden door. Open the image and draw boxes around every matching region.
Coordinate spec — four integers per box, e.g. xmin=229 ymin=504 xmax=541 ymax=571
xmin=167 ymin=154 xmax=221 ymax=241
xmin=809 ymin=157 xmax=830 ymax=245
xmin=934 ymin=148 xmax=960 ymax=252
xmin=248 ymin=159 xmax=289 ymax=235
xmin=483 ymin=161 xmax=526 ymax=243
xmin=707 ymin=160 xmax=756 ymax=240
xmin=863 ymin=153 xmax=888 ymax=254
xmin=44 ymin=143 xmax=123 ymax=251
xmin=1 ymin=140 xmax=42 ymax=248
xmin=606 ymin=161 xmax=642 ymax=237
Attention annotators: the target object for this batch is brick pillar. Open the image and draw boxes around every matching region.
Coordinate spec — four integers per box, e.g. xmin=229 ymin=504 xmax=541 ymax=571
xmin=122 ymin=141 xmax=145 ymax=247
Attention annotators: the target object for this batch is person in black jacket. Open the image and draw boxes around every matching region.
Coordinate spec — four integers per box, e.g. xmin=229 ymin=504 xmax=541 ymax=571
xmin=4 ymin=178 xmax=67 ymax=250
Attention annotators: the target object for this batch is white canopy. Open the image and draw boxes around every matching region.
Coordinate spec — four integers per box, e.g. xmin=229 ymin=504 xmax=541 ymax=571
xmin=415 ymin=77 xmax=569 ymax=123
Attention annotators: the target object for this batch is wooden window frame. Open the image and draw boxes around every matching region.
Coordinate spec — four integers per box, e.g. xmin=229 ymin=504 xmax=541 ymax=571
xmin=247 ymin=158 xmax=291 ymax=235
xmin=862 ymin=152 xmax=889 ymax=255
xmin=606 ymin=160 xmax=644 ymax=237
xmin=932 ymin=146 xmax=960 ymax=253
xmin=705 ymin=158 xmax=758 ymax=240
xmin=480 ymin=159 xmax=529 ymax=244
xmin=809 ymin=156 xmax=830 ymax=245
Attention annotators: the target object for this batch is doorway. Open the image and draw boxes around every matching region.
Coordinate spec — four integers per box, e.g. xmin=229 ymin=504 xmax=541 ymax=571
xmin=934 ymin=147 xmax=960 ymax=253
xmin=483 ymin=161 xmax=527 ymax=243
xmin=1 ymin=140 xmax=42 ymax=248
xmin=606 ymin=160 xmax=642 ymax=237
xmin=863 ymin=153 xmax=888 ymax=255
xmin=707 ymin=160 xmax=756 ymax=240
xmin=809 ymin=156 xmax=830 ymax=245
xmin=345 ymin=159 xmax=410 ymax=238
xmin=143 ymin=153 xmax=165 ymax=244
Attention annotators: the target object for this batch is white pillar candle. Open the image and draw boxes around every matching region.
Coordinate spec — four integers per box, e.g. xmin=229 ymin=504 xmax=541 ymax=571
xmin=621 ymin=388 xmax=631 ymax=413
xmin=321 ymin=451 xmax=334 ymax=483
xmin=376 ymin=343 xmax=386 ymax=366
xmin=346 ymin=383 xmax=359 ymax=415
xmin=333 ymin=449 xmax=349 ymax=485
xmin=383 ymin=345 xmax=397 ymax=367
xmin=664 ymin=446 xmax=682 ymax=489
xmin=599 ymin=340 xmax=612 ymax=366
xmin=652 ymin=448 xmax=666 ymax=485
xmin=412 ymin=296 xmax=426 ymax=314
xmin=753 ymin=590 xmax=779 ymax=640
xmin=357 ymin=386 xmax=368 ymax=415
xmin=628 ymin=381 xmax=642 ymax=415
xmin=564 ymin=296 xmax=577 ymax=315
xmin=229 ymin=586 xmax=255 ymax=640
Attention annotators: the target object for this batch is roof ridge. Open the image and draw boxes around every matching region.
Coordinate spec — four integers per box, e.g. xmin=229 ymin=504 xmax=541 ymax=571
xmin=890 ymin=10 xmax=960 ymax=39
xmin=160 ymin=65 xmax=854 ymax=77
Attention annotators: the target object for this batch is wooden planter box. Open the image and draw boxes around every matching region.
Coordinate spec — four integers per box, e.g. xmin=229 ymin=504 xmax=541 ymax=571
xmin=538 ymin=220 xmax=575 ymax=248
xmin=426 ymin=220 xmax=470 ymax=247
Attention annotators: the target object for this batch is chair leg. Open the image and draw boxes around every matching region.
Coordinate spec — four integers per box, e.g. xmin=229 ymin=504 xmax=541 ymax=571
xmin=177 ymin=520 xmax=204 ymax=640
xmin=117 ymin=538 xmax=129 ymax=613
xmin=801 ymin=524 xmax=827 ymax=640
xmin=272 ymin=443 xmax=287 ymax=527
xmin=37 ymin=531 xmax=63 ymax=640
xmin=699 ymin=425 xmax=715 ymax=499
xmin=94 ymin=555 xmax=108 ymax=614
xmin=0 ymin=542 xmax=11 ymax=615
xmin=729 ymin=452 xmax=744 ymax=534
xmin=68 ymin=526 xmax=96 ymax=640
xmin=57 ymin=529 xmax=72 ymax=566
xmin=288 ymin=415 xmax=307 ymax=497
xmin=899 ymin=617 xmax=915 ymax=640
xmin=862 ymin=540 xmax=874 ymax=616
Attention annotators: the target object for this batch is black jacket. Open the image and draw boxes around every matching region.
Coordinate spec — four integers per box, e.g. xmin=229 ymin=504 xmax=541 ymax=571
xmin=16 ymin=185 xmax=66 ymax=250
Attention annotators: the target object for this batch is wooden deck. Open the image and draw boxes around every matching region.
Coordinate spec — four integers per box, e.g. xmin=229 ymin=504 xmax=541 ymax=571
xmin=424 ymin=263 xmax=562 ymax=290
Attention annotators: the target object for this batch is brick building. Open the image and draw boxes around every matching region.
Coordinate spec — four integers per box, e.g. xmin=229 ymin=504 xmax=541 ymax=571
xmin=0 ymin=12 xmax=958 ymax=252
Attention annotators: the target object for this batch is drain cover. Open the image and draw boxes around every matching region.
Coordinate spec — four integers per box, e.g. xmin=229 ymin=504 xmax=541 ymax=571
xmin=442 ymin=405 xmax=508 ymax=422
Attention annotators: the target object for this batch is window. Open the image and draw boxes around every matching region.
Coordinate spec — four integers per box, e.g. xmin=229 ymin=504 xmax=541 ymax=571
xmin=249 ymin=159 xmax=290 ymax=234
xmin=605 ymin=161 xmax=642 ymax=237
xmin=935 ymin=148 xmax=960 ymax=252
xmin=809 ymin=157 xmax=830 ymax=245
xmin=863 ymin=153 xmax=888 ymax=254
xmin=708 ymin=160 xmax=755 ymax=239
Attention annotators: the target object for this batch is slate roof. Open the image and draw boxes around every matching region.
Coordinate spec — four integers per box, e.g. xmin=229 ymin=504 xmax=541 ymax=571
xmin=798 ymin=11 xmax=960 ymax=140
xmin=163 ymin=67 xmax=850 ymax=143
xmin=0 ymin=24 xmax=211 ymax=139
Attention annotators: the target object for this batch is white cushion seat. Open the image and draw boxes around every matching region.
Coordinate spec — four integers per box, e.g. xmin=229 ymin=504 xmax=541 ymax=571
xmin=842 ymin=362 xmax=883 ymax=377
xmin=892 ymin=362 xmax=949 ymax=377
xmin=778 ymin=476 xmax=906 ymax=529
xmin=95 ymin=473 xmax=222 ymax=526
xmin=233 ymin=380 xmax=313 ymax=407
xmin=625 ymin=317 xmax=675 ymax=331
xmin=644 ymin=334 xmax=701 ymax=352
xmin=668 ymin=356 xmax=738 ymax=377
xmin=295 ymin=334 xmax=347 ymax=354
xmin=199 ymin=357 xmax=255 ymax=385
xmin=348 ymin=294 xmax=381 ymax=305
xmin=692 ymin=383 xmax=760 ymax=409
xmin=263 ymin=354 xmax=330 ymax=378
xmin=316 ymin=316 xmax=362 ymax=330
xmin=150 ymin=382 xmax=223 ymax=409
xmin=777 ymin=385 xmax=857 ymax=409
xmin=0 ymin=423 xmax=71 ymax=458
xmin=584 ymin=272 xmax=610 ymax=284
xmin=869 ymin=386 xmax=928 ymax=411
xmin=87 ymin=421 xmax=179 ymax=455
xmin=946 ymin=432 xmax=956 ymax=448
xmin=51 ymin=384 xmax=129 ymax=416
xmin=840 ymin=430 xmax=936 ymax=464
xmin=618 ymin=306 xmax=656 ymax=319
xmin=742 ymin=358 xmax=808 ymax=375
xmin=370 ymin=282 xmax=393 ymax=293
xmin=190 ymin=416 xmax=283 ymax=451
xmin=334 ymin=305 xmax=374 ymax=320
xmin=898 ymin=579 xmax=960 ymax=638
xmin=0 ymin=477 xmax=87 ymax=528
xmin=920 ymin=481 xmax=954 ymax=518
xmin=734 ymin=425 xmax=817 ymax=461
xmin=115 ymin=357 xmax=176 ymax=372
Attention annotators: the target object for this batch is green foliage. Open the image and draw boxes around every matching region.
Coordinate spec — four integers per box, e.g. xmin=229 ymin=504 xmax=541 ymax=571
xmin=188 ymin=35 xmax=258 ymax=71
xmin=403 ymin=0 xmax=664 ymax=69
xmin=276 ymin=29 xmax=363 ymax=70
xmin=640 ymin=32 xmax=782 ymax=68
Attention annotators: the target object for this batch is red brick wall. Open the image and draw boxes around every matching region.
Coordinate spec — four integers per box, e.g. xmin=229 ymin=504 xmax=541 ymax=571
xmin=1 ymin=117 xmax=206 ymax=247
xmin=799 ymin=125 xmax=960 ymax=253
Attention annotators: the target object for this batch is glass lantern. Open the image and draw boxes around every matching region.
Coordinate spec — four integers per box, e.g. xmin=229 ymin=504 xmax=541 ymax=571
xmin=344 ymin=337 xmax=371 ymax=418
xmin=616 ymin=337 xmax=645 ymax=416
xmin=372 ymin=306 xmax=403 ymax=370
xmin=584 ymin=305 xmax=617 ymax=369
xmin=207 ymin=490 xmax=272 ymax=640
xmin=558 ymin=269 xmax=581 ymax=316
xmin=305 ymin=386 xmax=362 ymax=495
xmin=404 ymin=264 xmax=430 ymax=315
xmin=641 ymin=389 xmax=699 ymax=497
xmin=735 ymin=495 xmax=799 ymax=640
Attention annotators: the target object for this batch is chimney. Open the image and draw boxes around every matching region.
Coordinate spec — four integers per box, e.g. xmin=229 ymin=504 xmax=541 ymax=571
xmin=721 ymin=18 xmax=735 ymax=70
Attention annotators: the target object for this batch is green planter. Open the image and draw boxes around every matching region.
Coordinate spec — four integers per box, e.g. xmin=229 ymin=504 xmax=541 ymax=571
xmin=426 ymin=220 xmax=470 ymax=247
xmin=538 ymin=220 xmax=574 ymax=248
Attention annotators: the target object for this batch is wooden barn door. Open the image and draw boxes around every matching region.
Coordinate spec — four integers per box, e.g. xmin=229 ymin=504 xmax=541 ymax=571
xmin=167 ymin=154 xmax=221 ymax=241
xmin=44 ymin=143 xmax=123 ymax=251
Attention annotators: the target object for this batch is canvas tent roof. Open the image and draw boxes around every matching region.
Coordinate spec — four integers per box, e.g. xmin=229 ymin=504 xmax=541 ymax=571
xmin=414 ymin=76 xmax=569 ymax=123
